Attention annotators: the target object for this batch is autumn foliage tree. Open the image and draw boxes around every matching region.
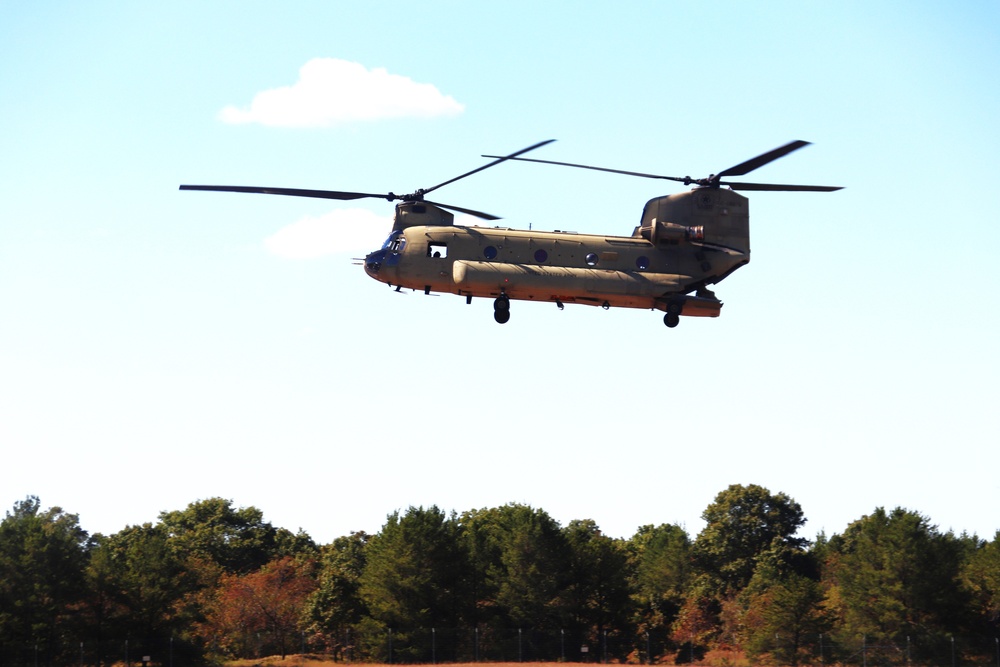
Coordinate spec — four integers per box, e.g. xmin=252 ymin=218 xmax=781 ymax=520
xmin=198 ymin=556 xmax=316 ymax=659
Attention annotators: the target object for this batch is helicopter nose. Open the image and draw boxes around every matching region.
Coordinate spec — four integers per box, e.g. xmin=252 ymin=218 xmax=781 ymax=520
xmin=364 ymin=248 xmax=387 ymax=277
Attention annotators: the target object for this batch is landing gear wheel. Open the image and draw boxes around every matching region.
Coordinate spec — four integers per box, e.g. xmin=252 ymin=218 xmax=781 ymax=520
xmin=664 ymin=313 xmax=680 ymax=328
xmin=493 ymin=295 xmax=511 ymax=324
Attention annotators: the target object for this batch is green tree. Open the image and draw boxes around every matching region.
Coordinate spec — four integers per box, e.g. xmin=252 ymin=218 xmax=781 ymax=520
xmin=962 ymin=530 xmax=1000 ymax=630
xmin=629 ymin=523 xmax=691 ymax=660
xmin=693 ymin=484 xmax=807 ymax=595
xmin=0 ymin=497 xmax=90 ymax=652
xmin=460 ymin=503 xmax=569 ymax=630
xmin=85 ymin=524 xmax=198 ymax=652
xmin=158 ymin=498 xmax=314 ymax=574
xmin=358 ymin=506 xmax=466 ymax=661
xmin=304 ymin=531 xmax=369 ymax=657
xmin=741 ymin=568 xmax=828 ymax=665
xmin=563 ymin=519 xmax=635 ymax=659
xmin=824 ymin=507 xmax=970 ymax=655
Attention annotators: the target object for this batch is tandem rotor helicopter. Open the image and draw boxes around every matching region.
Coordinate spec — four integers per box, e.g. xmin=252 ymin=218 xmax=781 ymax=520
xmin=181 ymin=140 xmax=840 ymax=327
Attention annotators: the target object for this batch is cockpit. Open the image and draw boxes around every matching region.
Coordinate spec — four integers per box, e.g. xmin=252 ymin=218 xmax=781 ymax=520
xmin=364 ymin=231 xmax=406 ymax=279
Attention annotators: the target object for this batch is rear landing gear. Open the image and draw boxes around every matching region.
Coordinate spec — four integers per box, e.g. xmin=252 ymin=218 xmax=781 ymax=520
xmin=493 ymin=295 xmax=510 ymax=324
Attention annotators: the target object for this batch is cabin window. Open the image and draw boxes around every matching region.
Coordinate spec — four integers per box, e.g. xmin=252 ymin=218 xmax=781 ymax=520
xmin=390 ymin=237 xmax=406 ymax=252
xmin=483 ymin=246 xmax=498 ymax=260
xmin=585 ymin=252 xmax=599 ymax=267
xmin=428 ymin=242 xmax=448 ymax=258
xmin=534 ymin=249 xmax=548 ymax=263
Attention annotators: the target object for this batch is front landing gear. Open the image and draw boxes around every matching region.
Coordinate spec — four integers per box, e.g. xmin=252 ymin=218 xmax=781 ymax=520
xmin=663 ymin=300 xmax=682 ymax=328
xmin=493 ymin=295 xmax=511 ymax=324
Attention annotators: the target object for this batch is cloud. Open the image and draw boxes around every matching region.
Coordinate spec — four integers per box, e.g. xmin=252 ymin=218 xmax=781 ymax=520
xmin=220 ymin=58 xmax=465 ymax=127
xmin=264 ymin=208 xmax=390 ymax=259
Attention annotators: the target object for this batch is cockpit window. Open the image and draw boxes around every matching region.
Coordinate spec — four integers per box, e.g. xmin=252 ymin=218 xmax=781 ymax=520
xmin=381 ymin=231 xmax=406 ymax=252
xmin=428 ymin=242 xmax=448 ymax=258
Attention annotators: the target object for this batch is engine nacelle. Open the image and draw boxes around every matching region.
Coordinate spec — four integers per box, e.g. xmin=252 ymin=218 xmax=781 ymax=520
xmin=392 ymin=202 xmax=455 ymax=232
xmin=640 ymin=220 xmax=704 ymax=245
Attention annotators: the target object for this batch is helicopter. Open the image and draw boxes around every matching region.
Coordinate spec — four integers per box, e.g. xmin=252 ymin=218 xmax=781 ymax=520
xmin=180 ymin=139 xmax=840 ymax=327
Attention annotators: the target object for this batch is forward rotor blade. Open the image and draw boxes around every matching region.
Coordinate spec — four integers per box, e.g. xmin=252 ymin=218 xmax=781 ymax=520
xmin=179 ymin=185 xmax=393 ymax=201
xmin=715 ymin=140 xmax=811 ymax=179
xmin=724 ymin=181 xmax=843 ymax=192
xmin=425 ymin=199 xmax=501 ymax=221
xmin=480 ymin=155 xmax=689 ymax=183
xmin=422 ymin=139 xmax=556 ymax=196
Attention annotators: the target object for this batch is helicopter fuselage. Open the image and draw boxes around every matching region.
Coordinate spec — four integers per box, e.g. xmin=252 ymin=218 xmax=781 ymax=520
xmin=364 ymin=188 xmax=751 ymax=322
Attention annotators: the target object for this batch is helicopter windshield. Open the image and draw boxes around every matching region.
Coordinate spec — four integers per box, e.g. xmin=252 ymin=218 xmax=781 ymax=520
xmin=381 ymin=231 xmax=406 ymax=252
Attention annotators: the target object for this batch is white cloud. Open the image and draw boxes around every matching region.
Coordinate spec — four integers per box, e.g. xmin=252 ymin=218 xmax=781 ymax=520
xmin=264 ymin=208 xmax=390 ymax=259
xmin=220 ymin=58 xmax=465 ymax=127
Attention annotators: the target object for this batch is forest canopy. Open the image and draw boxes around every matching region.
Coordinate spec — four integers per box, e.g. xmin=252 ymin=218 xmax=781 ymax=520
xmin=1 ymin=485 xmax=998 ymax=666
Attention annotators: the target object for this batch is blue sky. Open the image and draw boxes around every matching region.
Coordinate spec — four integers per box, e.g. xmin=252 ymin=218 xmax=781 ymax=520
xmin=2 ymin=1 xmax=998 ymax=544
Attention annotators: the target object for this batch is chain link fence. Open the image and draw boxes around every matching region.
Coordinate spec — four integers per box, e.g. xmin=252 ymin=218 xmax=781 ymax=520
xmin=3 ymin=632 xmax=1000 ymax=666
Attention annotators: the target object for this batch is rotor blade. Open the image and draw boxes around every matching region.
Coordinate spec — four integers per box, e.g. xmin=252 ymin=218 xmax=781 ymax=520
xmin=179 ymin=185 xmax=393 ymax=201
xmin=724 ymin=181 xmax=843 ymax=192
xmin=421 ymin=139 xmax=556 ymax=196
xmin=480 ymin=155 xmax=690 ymax=183
xmin=715 ymin=140 xmax=811 ymax=179
xmin=425 ymin=199 xmax=501 ymax=221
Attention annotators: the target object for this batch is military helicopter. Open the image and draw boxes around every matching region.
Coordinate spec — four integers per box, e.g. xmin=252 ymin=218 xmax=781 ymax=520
xmin=180 ymin=140 xmax=840 ymax=327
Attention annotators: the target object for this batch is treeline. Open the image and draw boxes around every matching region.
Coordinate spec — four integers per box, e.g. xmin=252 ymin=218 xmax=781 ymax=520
xmin=2 ymin=485 xmax=1000 ymax=666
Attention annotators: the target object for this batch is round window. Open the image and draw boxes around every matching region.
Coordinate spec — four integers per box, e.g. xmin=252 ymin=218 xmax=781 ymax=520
xmin=585 ymin=253 xmax=599 ymax=267
xmin=636 ymin=256 xmax=649 ymax=270
xmin=483 ymin=246 xmax=498 ymax=260
xmin=534 ymin=248 xmax=548 ymax=263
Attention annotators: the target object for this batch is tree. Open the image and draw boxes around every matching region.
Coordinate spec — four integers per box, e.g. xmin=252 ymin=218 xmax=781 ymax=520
xmin=460 ymin=503 xmax=569 ymax=630
xmin=563 ymin=520 xmax=635 ymax=660
xmin=84 ymin=524 xmax=198 ymax=653
xmin=693 ymin=484 xmax=807 ymax=594
xmin=0 ymin=497 xmax=89 ymax=653
xmin=199 ymin=556 xmax=316 ymax=659
xmin=962 ymin=530 xmax=1000 ymax=630
xmin=358 ymin=506 xmax=466 ymax=661
xmin=824 ymin=507 xmax=970 ymax=657
xmin=741 ymin=570 xmax=828 ymax=665
xmin=158 ymin=497 xmax=314 ymax=574
xmin=629 ymin=523 xmax=691 ymax=660
xmin=303 ymin=531 xmax=369 ymax=657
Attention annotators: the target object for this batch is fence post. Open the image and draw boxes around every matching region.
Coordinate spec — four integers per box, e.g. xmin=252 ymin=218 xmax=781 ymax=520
xmin=474 ymin=627 xmax=479 ymax=663
xmin=518 ymin=628 xmax=522 ymax=663
xmin=432 ymin=628 xmax=436 ymax=665
xmin=561 ymin=629 xmax=565 ymax=663
xmin=646 ymin=632 xmax=650 ymax=665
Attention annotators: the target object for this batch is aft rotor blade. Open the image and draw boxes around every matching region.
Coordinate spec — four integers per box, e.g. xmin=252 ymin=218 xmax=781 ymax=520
xmin=421 ymin=139 xmax=556 ymax=196
xmin=480 ymin=155 xmax=689 ymax=183
xmin=426 ymin=199 xmax=501 ymax=221
xmin=179 ymin=185 xmax=393 ymax=201
xmin=724 ymin=181 xmax=843 ymax=192
xmin=715 ymin=140 xmax=811 ymax=179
